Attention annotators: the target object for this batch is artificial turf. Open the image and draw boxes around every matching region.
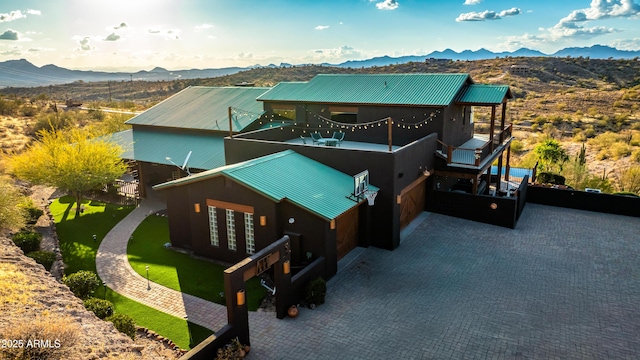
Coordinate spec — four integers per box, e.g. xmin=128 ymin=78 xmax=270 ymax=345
xmin=127 ymin=214 xmax=267 ymax=311
xmin=50 ymin=196 xmax=214 ymax=349
xmin=49 ymin=196 xmax=134 ymax=274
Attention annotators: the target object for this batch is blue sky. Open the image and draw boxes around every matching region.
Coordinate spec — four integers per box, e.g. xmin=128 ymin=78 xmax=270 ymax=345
xmin=1 ymin=0 xmax=639 ymax=71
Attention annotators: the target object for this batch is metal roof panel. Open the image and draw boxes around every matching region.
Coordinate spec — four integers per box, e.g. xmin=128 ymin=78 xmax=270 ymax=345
xmin=257 ymin=73 xmax=471 ymax=106
xmin=155 ymin=150 xmax=378 ymax=220
xmin=106 ymin=129 xmax=226 ymax=170
xmin=126 ymin=86 xmax=270 ymax=132
xmin=454 ymin=84 xmax=512 ymax=104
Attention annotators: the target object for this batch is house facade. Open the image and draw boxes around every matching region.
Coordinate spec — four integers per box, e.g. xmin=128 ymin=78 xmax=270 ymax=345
xmin=224 ymin=73 xmax=516 ymax=253
xmin=153 ymin=150 xmax=377 ymax=279
xmin=113 ymin=72 xmax=519 ymax=281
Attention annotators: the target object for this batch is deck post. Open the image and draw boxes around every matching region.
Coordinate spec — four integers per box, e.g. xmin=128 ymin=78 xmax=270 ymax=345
xmin=505 ymin=146 xmax=511 ymax=183
xmin=496 ymin=153 xmax=503 ymax=193
xmin=387 ymin=117 xmax=393 ymax=152
xmin=490 ymin=105 xmax=496 ymax=152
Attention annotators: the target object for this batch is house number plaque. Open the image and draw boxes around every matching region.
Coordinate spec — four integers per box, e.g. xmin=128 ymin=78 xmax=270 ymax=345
xmin=256 ymin=256 xmax=269 ymax=275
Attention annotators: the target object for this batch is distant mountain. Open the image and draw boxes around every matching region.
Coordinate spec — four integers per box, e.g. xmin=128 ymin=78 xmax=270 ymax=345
xmin=550 ymin=44 xmax=640 ymax=59
xmin=1 ymin=45 xmax=638 ymax=88
xmin=0 ymin=59 xmax=247 ymax=88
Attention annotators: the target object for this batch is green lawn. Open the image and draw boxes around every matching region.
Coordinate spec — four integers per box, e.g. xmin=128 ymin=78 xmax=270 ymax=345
xmin=50 ymin=196 xmax=214 ymax=349
xmin=127 ymin=215 xmax=267 ymax=310
xmin=50 ymin=196 xmax=133 ymax=274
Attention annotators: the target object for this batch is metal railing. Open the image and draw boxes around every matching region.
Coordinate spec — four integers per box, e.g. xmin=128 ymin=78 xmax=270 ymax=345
xmin=437 ymin=124 xmax=512 ymax=166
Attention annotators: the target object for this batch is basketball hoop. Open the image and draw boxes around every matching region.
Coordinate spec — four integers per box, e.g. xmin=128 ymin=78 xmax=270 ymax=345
xmin=363 ymin=190 xmax=378 ymax=206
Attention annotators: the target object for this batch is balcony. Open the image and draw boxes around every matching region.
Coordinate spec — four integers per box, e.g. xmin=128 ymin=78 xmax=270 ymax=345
xmin=436 ymin=124 xmax=513 ymax=168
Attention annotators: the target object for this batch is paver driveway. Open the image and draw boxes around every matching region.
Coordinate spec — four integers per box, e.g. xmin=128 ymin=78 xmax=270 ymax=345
xmin=247 ymin=204 xmax=640 ymax=359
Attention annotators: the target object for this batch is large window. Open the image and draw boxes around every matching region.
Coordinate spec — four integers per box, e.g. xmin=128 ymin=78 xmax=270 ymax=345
xmin=207 ymin=206 xmax=219 ymax=247
xmin=226 ymin=209 xmax=236 ymax=251
xmin=271 ymin=103 xmax=296 ymax=121
xmin=244 ymin=213 xmax=255 ymax=254
xmin=330 ymin=106 xmax=358 ymax=124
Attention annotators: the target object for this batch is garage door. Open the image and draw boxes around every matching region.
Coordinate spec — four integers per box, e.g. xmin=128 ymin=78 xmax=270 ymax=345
xmin=336 ymin=207 xmax=359 ymax=260
xmin=399 ymin=176 xmax=426 ymax=229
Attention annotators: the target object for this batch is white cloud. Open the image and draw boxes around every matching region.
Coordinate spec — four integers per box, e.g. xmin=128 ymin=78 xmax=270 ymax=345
xmin=375 ymin=0 xmax=399 ymax=11
xmin=1 ymin=46 xmax=21 ymax=56
xmin=611 ymin=38 xmax=640 ymax=50
xmin=147 ymin=28 xmax=181 ymax=39
xmin=0 ymin=10 xmax=26 ymax=22
xmin=464 ymin=0 xmax=482 ymax=5
xmin=315 ymin=25 xmax=330 ymax=30
xmin=104 ymin=33 xmax=120 ymax=41
xmin=78 ymin=36 xmax=94 ymax=51
xmin=456 ymin=7 xmax=521 ymax=21
xmin=307 ymin=45 xmax=366 ymax=61
xmin=544 ymin=1 xmax=638 ymax=41
xmin=26 ymin=9 xmax=41 ymax=15
xmin=195 ymin=23 xmax=213 ymax=30
xmin=0 ymin=29 xmax=19 ymax=40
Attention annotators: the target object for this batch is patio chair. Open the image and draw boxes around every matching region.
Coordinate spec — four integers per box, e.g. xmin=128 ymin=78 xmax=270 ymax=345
xmin=310 ymin=132 xmax=323 ymax=145
xmin=332 ymin=131 xmax=345 ymax=146
xmin=299 ymin=135 xmax=307 ymax=144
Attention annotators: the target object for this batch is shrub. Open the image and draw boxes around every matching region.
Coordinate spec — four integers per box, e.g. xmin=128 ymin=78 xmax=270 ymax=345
xmin=62 ymin=270 xmax=100 ymax=299
xmin=26 ymin=250 xmax=56 ymax=270
xmin=83 ymin=298 xmax=114 ymax=319
xmin=12 ymin=229 xmax=42 ymax=253
xmin=304 ymin=277 xmax=327 ymax=306
xmin=1 ymin=315 xmax=79 ymax=360
xmin=106 ymin=313 xmax=136 ymax=340
xmin=537 ymin=172 xmax=566 ymax=185
xmin=18 ymin=199 xmax=44 ymax=225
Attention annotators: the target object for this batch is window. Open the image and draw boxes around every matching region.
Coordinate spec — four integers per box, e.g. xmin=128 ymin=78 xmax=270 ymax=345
xmin=330 ymin=106 xmax=358 ymax=124
xmin=226 ymin=209 xmax=236 ymax=251
xmin=271 ymin=103 xmax=296 ymax=121
xmin=207 ymin=206 xmax=219 ymax=247
xmin=244 ymin=213 xmax=255 ymax=254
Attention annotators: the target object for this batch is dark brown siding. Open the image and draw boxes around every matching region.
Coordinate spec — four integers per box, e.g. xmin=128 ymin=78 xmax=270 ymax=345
xmin=225 ymin=132 xmax=438 ymax=251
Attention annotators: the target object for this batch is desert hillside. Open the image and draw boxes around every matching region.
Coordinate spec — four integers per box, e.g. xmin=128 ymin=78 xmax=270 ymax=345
xmin=0 ymin=235 xmax=181 ymax=360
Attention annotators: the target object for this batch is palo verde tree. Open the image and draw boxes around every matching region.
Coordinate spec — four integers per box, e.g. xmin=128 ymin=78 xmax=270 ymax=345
xmin=533 ymin=138 xmax=569 ymax=173
xmin=9 ymin=128 xmax=127 ymax=217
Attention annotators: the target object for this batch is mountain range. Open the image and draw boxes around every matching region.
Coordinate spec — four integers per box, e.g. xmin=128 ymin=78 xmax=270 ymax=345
xmin=1 ymin=45 xmax=638 ymax=88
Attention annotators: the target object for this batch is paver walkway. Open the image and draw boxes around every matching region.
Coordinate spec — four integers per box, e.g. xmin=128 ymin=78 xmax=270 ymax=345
xmin=95 ymin=198 xmax=227 ymax=331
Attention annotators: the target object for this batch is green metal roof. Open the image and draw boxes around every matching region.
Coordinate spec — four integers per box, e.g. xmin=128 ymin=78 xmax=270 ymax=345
xmin=154 ymin=150 xmax=378 ymax=220
xmin=125 ymin=86 xmax=270 ymax=132
xmin=257 ymin=73 xmax=472 ymax=106
xmin=454 ymin=84 xmax=512 ymax=105
xmin=107 ymin=129 xmax=226 ymax=170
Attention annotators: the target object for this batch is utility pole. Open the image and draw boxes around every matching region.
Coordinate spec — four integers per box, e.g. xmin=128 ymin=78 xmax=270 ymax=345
xmin=108 ymin=81 xmax=112 ymax=103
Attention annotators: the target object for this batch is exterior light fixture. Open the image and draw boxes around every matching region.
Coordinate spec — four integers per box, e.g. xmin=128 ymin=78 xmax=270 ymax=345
xmin=194 ymin=203 xmax=200 ymax=213
xmin=236 ymin=289 xmax=246 ymax=306
xmin=260 ymin=216 xmax=267 ymax=226
xmin=283 ymin=260 xmax=291 ymax=275
xmin=490 ymin=203 xmax=498 ymax=210
xmin=288 ymin=217 xmax=295 ymax=224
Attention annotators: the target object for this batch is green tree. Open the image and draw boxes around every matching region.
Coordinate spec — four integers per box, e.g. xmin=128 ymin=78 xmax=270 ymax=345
xmin=8 ymin=129 xmax=126 ymax=217
xmin=0 ymin=177 xmax=27 ymax=231
xmin=534 ymin=138 xmax=569 ymax=173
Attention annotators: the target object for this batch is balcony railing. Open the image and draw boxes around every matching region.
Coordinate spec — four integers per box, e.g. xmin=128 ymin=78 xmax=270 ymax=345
xmin=437 ymin=124 xmax=512 ymax=167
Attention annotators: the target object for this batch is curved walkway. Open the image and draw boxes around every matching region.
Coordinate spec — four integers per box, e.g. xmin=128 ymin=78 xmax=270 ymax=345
xmin=96 ymin=198 xmax=227 ymax=331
